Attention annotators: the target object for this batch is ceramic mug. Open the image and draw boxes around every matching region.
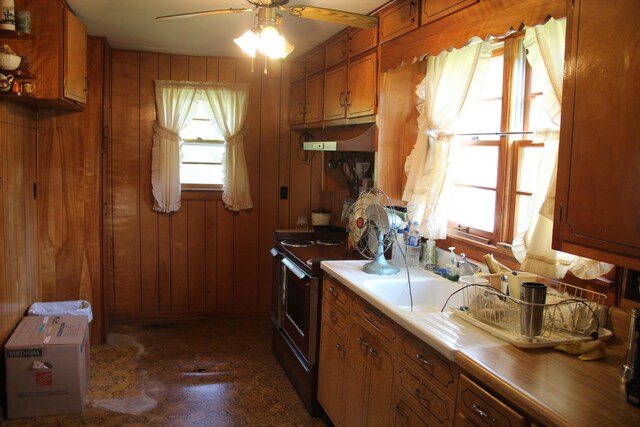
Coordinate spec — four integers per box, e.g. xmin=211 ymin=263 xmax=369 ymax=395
xmin=22 ymin=81 xmax=35 ymax=93
xmin=0 ymin=73 xmax=13 ymax=91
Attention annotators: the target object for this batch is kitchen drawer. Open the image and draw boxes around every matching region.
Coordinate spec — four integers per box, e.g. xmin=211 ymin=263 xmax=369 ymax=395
xmin=322 ymin=297 xmax=348 ymax=332
xmin=398 ymin=333 xmax=459 ymax=400
xmin=397 ymin=362 xmax=454 ymax=426
xmin=352 ymin=295 xmax=397 ymax=342
xmin=455 ymin=374 xmax=525 ymax=427
xmin=323 ymin=276 xmax=350 ymax=309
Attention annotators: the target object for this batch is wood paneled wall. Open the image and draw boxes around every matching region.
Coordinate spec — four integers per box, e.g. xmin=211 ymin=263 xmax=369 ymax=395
xmin=0 ymin=102 xmax=38 ymax=347
xmin=35 ymin=37 xmax=106 ymax=343
xmin=106 ymin=52 xmax=284 ymax=319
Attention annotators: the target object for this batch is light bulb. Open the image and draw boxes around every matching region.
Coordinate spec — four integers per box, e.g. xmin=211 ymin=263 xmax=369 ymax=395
xmin=233 ymin=29 xmax=259 ymax=58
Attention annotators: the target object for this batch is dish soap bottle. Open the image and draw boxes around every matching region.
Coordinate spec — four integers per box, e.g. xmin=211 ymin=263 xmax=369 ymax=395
xmin=446 ymin=246 xmax=459 ymax=281
xmin=424 ymin=238 xmax=437 ymax=270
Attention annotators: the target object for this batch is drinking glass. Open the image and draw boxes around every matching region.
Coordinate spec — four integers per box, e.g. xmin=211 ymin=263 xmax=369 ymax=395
xmin=295 ymin=216 xmax=308 ymax=230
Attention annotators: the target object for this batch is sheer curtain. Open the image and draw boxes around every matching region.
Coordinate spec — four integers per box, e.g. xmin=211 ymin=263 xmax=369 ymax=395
xmin=152 ymin=81 xmax=253 ymax=213
xmin=152 ymin=80 xmax=199 ymax=213
xmin=403 ymin=39 xmax=492 ymax=238
xmin=512 ymin=18 xmax=613 ymax=279
xmin=202 ymin=83 xmax=252 ymax=211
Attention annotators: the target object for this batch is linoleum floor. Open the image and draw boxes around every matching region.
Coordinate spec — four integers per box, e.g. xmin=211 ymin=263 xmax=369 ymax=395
xmin=4 ymin=316 xmax=328 ymax=427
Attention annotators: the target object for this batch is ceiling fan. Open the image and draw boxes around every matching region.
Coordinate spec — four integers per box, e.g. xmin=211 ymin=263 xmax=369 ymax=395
xmin=156 ymin=0 xmax=379 ymax=59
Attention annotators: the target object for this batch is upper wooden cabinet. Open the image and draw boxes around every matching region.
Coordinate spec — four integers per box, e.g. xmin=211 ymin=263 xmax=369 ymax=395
xmin=553 ymin=0 xmax=640 ymax=270
xmin=349 ymin=27 xmax=378 ymax=58
xmin=421 ymin=0 xmax=479 ymax=25
xmin=324 ymin=51 xmax=377 ymax=122
xmin=4 ymin=0 xmax=87 ymax=109
xmin=291 ymin=47 xmax=325 ymax=81
xmin=326 ymin=33 xmax=350 ymax=69
xmin=380 ymin=0 xmax=420 ymax=43
xmin=289 ymin=73 xmax=324 ymax=125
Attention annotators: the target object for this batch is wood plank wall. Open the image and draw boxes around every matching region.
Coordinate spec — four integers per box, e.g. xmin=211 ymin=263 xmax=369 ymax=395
xmin=0 ymin=102 xmax=38 ymax=347
xmin=35 ymin=37 xmax=106 ymax=343
xmin=106 ymin=52 xmax=284 ymax=319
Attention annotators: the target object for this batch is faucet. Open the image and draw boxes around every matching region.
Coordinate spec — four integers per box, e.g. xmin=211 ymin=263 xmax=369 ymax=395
xmin=458 ymin=253 xmax=480 ymax=276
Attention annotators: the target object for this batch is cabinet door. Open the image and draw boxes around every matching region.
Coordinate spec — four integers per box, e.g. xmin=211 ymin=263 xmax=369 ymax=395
xmin=380 ymin=0 xmax=420 ymax=43
xmin=347 ymin=52 xmax=377 ymax=118
xmin=343 ymin=322 xmax=371 ymax=427
xmin=349 ymin=27 xmax=378 ymax=58
xmin=305 ymin=73 xmax=324 ymax=123
xmin=317 ymin=320 xmax=347 ymax=426
xmin=554 ymin=0 xmax=640 ymax=268
xmin=326 ymin=34 xmax=349 ymax=68
xmin=289 ymin=79 xmax=306 ymax=124
xmin=364 ymin=333 xmax=395 ymax=427
xmin=421 ymin=0 xmax=478 ymax=25
xmin=63 ymin=8 xmax=87 ymax=104
xmin=324 ymin=64 xmax=347 ymax=121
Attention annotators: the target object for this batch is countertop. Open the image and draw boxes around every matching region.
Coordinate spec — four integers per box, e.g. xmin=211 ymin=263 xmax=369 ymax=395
xmin=321 ymin=260 xmax=640 ymax=426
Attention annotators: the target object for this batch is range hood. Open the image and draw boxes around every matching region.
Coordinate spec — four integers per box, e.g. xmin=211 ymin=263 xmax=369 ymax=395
xmin=302 ymin=123 xmax=376 ymax=152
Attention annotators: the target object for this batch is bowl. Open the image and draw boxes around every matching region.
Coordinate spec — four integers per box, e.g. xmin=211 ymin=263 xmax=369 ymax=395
xmin=0 ymin=53 xmax=22 ymax=70
xmin=311 ymin=212 xmax=330 ymax=226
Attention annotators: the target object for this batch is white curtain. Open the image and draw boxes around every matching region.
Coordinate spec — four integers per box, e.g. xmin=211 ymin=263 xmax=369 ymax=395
xmin=402 ymin=39 xmax=492 ymax=238
xmin=512 ymin=18 xmax=613 ymax=279
xmin=202 ymin=83 xmax=253 ymax=211
xmin=152 ymin=81 xmax=253 ymax=213
xmin=152 ymin=80 xmax=199 ymax=213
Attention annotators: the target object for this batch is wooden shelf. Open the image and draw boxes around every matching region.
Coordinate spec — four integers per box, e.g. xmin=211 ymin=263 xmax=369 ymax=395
xmin=0 ymin=29 xmax=35 ymax=40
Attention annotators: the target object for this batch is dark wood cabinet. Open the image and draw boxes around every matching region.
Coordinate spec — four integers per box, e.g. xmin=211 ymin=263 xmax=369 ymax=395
xmin=553 ymin=0 xmax=640 ymax=269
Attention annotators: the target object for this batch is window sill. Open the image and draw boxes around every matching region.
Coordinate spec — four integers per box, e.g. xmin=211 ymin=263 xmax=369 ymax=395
xmin=181 ymin=187 xmax=223 ymax=202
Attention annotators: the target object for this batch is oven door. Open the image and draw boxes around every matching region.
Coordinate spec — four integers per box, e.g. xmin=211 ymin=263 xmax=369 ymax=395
xmin=281 ymin=257 xmax=319 ymax=366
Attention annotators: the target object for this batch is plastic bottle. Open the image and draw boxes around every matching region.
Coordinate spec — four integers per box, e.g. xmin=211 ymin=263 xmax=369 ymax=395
xmin=406 ymin=221 xmax=421 ymax=268
xmin=391 ymin=228 xmax=405 ymax=266
xmin=446 ymin=246 xmax=460 ymax=281
xmin=424 ymin=238 xmax=437 ymax=270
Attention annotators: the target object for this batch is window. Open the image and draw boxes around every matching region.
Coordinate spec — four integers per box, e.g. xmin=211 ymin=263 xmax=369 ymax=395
xmin=447 ymin=36 xmax=557 ymax=246
xmin=179 ymin=100 xmax=225 ymax=189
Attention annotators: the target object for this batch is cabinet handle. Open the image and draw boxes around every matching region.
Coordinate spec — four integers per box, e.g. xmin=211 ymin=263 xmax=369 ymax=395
xmin=395 ymin=404 xmax=408 ymax=417
xmin=339 ymin=91 xmax=345 ymax=108
xmin=345 ymin=91 xmax=352 ymax=109
xmin=329 ymin=310 xmax=338 ymax=322
xmin=298 ymin=102 xmax=304 ymax=116
xmin=414 ymin=388 xmax=430 ymax=402
xmin=472 ymin=403 xmax=497 ymax=423
xmin=416 ymin=353 xmax=433 ymax=366
xmin=369 ymin=348 xmax=382 ymax=358
xmin=336 ymin=343 xmax=346 ymax=352
xmin=341 ymin=38 xmax=347 ymax=55
xmin=409 ymin=1 xmax=417 ymax=22
xmin=357 ymin=336 xmax=370 ymax=348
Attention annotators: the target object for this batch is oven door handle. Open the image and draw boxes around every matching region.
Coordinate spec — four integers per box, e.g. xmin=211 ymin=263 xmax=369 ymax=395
xmin=282 ymin=257 xmax=307 ymax=280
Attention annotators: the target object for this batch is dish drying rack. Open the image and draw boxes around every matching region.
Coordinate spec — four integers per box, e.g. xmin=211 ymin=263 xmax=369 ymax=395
xmin=452 ymin=281 xmax=611 ymax=348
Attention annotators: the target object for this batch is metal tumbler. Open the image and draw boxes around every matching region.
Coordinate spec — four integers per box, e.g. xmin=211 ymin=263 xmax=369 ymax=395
xmin=520 ymin=282 xmax=547 ymax=337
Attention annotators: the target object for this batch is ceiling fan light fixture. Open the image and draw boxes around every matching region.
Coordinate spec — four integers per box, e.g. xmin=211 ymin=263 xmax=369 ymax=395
xmin=257 ymin=25 xmax=294 ymax=59
xmin=233 ymin=29 xmax=260 ymax=58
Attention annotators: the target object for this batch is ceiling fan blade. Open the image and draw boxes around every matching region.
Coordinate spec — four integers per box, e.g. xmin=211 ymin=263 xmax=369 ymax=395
xmin=279 ymin=6 xmax=378 ymax=29
xmin=156 ymin=8 xmax=254 ymax=21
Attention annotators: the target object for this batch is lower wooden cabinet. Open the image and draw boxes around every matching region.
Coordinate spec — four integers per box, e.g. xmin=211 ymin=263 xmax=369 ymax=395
xmin=317 ymin=319 xmax=347 ymax=425
xmin=455 ymin=374 xmax=525 ymax=427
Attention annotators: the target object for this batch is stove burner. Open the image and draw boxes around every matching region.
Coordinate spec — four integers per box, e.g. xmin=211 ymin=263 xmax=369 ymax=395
xmin=316 ymin=239 xmax=344 ymax=246
xmin=280 ymin=239 xmax=314 ymax=248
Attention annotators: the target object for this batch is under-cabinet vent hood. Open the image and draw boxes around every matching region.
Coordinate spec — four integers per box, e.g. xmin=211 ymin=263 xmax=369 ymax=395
xmin=302 ymin=124 xmax=376 ymax=152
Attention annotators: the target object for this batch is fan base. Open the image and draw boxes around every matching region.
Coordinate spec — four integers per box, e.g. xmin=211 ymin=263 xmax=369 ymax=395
xmin=363 ymin=257 xmax=400 ymax=275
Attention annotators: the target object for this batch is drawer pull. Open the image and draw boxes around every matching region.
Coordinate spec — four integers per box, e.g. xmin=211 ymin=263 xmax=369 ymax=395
xmin=414 ymin=388 xmax=430 ymax=402
xmin=357 ymin=336 xmax=370 ymax=348
xmin=472 ymin=403 xmax=497 ymax=423
xmin=369 ymin=348 xmax=382 ymax=358
xmin=329 ymin=310 xmax=338 ymax=322
xmin=416 ymin=353 xmax=433 ymax=366
xmin=394 ymin=404 xmax=408 ymax=417
xmin=335 ymin=343 xmax=346 ymax=352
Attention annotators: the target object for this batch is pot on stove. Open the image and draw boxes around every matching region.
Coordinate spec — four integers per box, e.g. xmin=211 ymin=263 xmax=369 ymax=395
xmin=311 ymin=209 xmax=330 ymax=226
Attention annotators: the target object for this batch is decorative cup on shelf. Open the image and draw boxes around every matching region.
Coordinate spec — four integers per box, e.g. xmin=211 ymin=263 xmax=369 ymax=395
xmin=0 ymin=0 xmax=15 ymax=31
xmin=11 ymin=80 xmax=20 ymax=93
xmin=0 ymin=73 xmax=13 ymax=91
xmin=295 ymin=215 xmax=309 ymax=230
xmin=16 ymin=10 xmax=29 ymax=33
xmin=22 ymin=81 xmax=35 ymax=93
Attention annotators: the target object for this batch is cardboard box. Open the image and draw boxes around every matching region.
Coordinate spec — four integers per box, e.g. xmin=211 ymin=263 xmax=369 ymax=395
xmin=5 ymin=315 xmax=90 ymax=419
